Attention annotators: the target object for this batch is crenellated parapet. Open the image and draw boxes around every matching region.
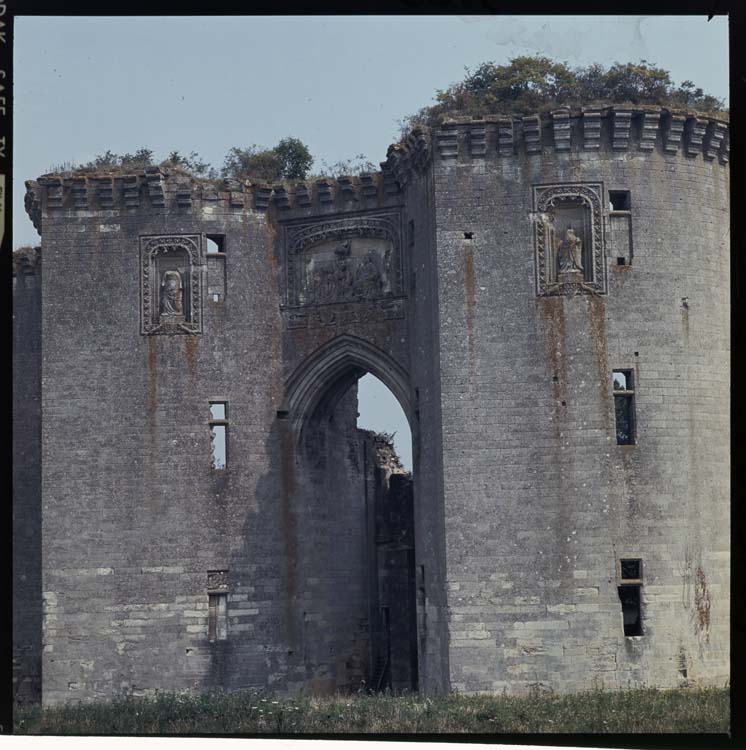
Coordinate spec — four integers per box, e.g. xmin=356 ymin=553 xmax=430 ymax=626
xmin=24 ymin=167 xmax=405 ymax=234
xmin=424 ymin=106 xmax=729 ymax=164
xmin=25 ymin=170 xmax=262 ymax=231
xmin=24 ymin=106 xmax=728 ymax=236
xmin=269 ymin=171 xmax=404 ymax=213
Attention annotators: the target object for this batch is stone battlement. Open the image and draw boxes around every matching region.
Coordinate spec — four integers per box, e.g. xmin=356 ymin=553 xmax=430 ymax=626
xmin=24 ymin=166 xmax=403 ymax=233
xmin=425 ymin=106 xmax=728 ymax=163
xmin=23 ymin=106 xmax=728 ymax=236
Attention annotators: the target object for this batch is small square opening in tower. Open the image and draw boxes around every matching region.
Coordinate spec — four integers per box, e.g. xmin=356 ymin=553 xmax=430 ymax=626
xmin=609 ymin=191 xmax=631 ymax=211
xmin=620 ymin=558 xmax=642 ymax=581
xmin=206 ymin=235 xmax=225 ymax=254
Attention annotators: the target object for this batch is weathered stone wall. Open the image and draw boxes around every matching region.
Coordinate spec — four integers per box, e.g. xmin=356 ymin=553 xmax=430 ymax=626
xmin=26 ymin=171 xmax=420 ymax=705
xmin=429 ymin=108 xmax=729 ymax=693
xmin=12 ymin=248 xmax=43 ymax=705
xmin=394 ymin=152 xmax=451 ymax=694
xmin=18 ymin=105 xmax=729 ymax=704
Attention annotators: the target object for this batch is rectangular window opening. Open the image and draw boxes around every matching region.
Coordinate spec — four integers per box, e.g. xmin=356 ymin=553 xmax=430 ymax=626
xmin=613 ymin=370 xmax=636 ymax=445
xmin=620 ymin=558 xmax=642 ymax=581
xmin=209 ymin=401 xmax=228 ymax=469
xmin=208 ymin=592 xmax=228 ymax=641
xmin=618 ymin=584 xmax=643 ymax=636
xmin=609 ymin=190 xmax=631 ymax=212
xmin=463 ymin=231 xmax=474 ymax=240
xmin=206 ymin=235 xmax=225 ymax=254
xmin=618 ymin=558 xmax=643 ymax=637
xmin=408 ymin=219 xmax=415 ymax=247
xmin=616 ymin=257 xmax=626 ymax=266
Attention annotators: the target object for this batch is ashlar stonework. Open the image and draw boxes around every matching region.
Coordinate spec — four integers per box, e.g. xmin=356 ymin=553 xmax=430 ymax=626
xmin=13 ymin=106 xmax=730 ymax=705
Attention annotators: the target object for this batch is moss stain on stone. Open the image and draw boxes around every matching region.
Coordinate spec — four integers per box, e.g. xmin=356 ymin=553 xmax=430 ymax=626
xmin=587 ymin=296 xmax=610 ymax=432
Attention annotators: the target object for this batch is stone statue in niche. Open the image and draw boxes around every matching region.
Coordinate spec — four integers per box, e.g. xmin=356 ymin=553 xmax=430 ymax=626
xmin=333 ymin=241 xmax=354 ymax=301
xmin=354 ymin=252 xmax=382 ymax=300
xmin=533 ymin=184 xmax=605 ymax=296
xmin=556 ymin=225 xmax=584 ymax=275
xmin=160 ymin=270 xmax=184 ymax=319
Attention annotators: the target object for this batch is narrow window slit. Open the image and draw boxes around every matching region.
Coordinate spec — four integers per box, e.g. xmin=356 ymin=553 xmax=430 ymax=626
xmin=613 ymin=370 xmax=636 ymax=445
xmin=618 ymin=558 xmax=643 ymax=636
xmin=208 ymin=570 xmax=229 ymax=641
xmin=209 ymin=402 xmax=228 ymax=469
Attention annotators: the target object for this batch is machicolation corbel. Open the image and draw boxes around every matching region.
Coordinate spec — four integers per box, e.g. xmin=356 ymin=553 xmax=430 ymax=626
xmin=639 ymin=111 xmax=660 ymax=150
xmin=612 ymin=108 xmax=633 ymax=151
xmin=551 ymin=108 xmax=571 ymax=151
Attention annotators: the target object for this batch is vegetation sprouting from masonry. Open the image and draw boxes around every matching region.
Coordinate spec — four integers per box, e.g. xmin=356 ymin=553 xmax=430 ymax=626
xmin=45 ymin=56 xmax=724 ymax=187
xmin=47 ymin=140 xmax=376 ymax=185
xmin=399 ymin=56 xmax=726 ymax=132
xmin=45 ymin=57 xmax=724 ymax=187
xmin=15 ymin=687 xmax=729 ymax=735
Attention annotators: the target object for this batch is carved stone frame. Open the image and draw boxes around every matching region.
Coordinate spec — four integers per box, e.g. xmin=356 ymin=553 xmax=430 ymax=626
xmin=283 ymin=212 xmax=403 ymax=309
xmin=533 ymin=183 xmax=606 ymax=297
xmin=140 ymin=234 xmax=203 ymax=335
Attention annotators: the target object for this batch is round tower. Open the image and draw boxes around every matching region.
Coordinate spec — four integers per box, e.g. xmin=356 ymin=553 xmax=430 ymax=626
xmin=389 ymin=105 xmax=729 ymax=692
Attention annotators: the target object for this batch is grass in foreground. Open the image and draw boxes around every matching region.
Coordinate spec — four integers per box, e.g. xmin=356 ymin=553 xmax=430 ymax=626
xmin=15 ymin=687 xmax=729 ymax=735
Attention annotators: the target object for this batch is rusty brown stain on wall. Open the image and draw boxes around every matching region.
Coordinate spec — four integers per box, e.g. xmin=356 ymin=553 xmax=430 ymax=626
xmin=279 ymin=422 xmax=298 ymax=646
xmin=463 ymin=244 xmax=476 ymax=380
xmin=185 ymin=336 xmax=198 ymax=387
xmin=265 ymin=217 xmax=279 ymax=279
xmin=694 ymin=565 xmax=711 ymax=641
xmin=681 ymin=304 xmax=690 ymax=345
xmin=145 ymin=336 xmax=158 ymax=498
xmin=146 ymin=336 xmax=157 ymax=422
xmin=537 ymin=297 xmax=567 ymax=441
xmin=265 ymin=217 xmax=284 ymax=407
xmin=587 ymin=296 xmax=610 ymax=431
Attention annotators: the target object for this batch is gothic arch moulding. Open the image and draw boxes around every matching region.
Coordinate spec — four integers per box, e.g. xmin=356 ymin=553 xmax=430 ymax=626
xmin=533 ymin=183 xmax=606 ymax=297
xmin=141 ymin=234 xmax=203 ymax=335
xmin=281 ymin=334 xmax=413 ymax=442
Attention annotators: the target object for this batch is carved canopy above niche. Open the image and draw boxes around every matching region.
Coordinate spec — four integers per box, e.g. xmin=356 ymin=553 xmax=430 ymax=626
xmin=282 ymin=212 xmax=404 ymax=330
xmin=141 ymin=234 xmax=203 ymax=335
xmin=533 ymin=183 xmax=607 ymax=297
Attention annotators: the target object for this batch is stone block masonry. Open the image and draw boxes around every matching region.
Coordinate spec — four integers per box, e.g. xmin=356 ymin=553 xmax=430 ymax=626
xmin=14 ymin=105 xmax=729 ymax=704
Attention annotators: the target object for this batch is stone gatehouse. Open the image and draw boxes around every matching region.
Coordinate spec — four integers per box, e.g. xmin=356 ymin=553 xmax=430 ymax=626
xmin=13 ymin=106 xmax=730 ymax=705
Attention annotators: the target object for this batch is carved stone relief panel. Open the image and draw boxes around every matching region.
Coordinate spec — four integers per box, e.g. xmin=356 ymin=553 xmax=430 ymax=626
xmin=141 ymin=235 xmax=203 ymax=334
xmin=282 ymin=212 xmax=404 ymax=329
xmin=533 ymin=184 xmax=606 ymax=297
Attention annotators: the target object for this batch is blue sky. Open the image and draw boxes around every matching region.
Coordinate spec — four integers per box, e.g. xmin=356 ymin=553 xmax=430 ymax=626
xmin=14 ymin=15 xmax=729 ymax=469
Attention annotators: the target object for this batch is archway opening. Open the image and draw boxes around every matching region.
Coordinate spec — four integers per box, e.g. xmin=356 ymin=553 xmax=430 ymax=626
xmin=286 ymin=350 xmax=418 ymax=695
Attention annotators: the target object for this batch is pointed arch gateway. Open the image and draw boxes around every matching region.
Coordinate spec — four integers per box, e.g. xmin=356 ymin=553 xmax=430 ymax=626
xmin=282 ymin=333 xmax=413 ymax=444
xmin=279 ymin=334 xmax=419 ymax=694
